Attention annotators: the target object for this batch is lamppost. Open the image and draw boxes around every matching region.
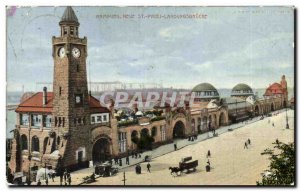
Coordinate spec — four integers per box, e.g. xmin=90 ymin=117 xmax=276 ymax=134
xmin=27 ymin=128 xmax=32 ymax=185
xmin=286 ymin=107 xmax=289 ymax=129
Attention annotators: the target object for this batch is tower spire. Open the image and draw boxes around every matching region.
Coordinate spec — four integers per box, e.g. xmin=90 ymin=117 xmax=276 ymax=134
xmin=59 ymin=6 xmax=80 ymax=37
xmin=60 ymin=6 xmax=78 ymax=23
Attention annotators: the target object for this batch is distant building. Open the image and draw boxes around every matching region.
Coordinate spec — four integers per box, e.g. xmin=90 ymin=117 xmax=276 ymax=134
xmin=191 ymin=83 xmax=220 ymax=102
xmin=231 ymin=83 xmax=254 ymax=99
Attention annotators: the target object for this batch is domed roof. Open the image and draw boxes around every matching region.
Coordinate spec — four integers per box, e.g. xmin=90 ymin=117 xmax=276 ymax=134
xmin=192 ymin=83 xmax=218 ymax=92
xmin=232 ymin=83 xmax=253 ymax=92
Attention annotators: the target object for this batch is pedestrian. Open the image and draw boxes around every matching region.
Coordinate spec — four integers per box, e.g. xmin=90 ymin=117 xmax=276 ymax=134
xmin=60 ymin=173 xmax=63 ymax=185
xmin=138 ymin=153 xmax=141 ymax=158
xmin=174 ymin=143 xmax=177 ymax=151
xmin=119 ymin=158 xmax=122 ymax=166
xmin=51 ymin=173 xmax=55 ymax=182
xmin=147 ymin=162 xmax=151 ymax=173
xmin=207 ymin=159 xmax=210 ymax=166
xmin=68 ymin=175 xmax=71 ymax=185
xmin=207 ymin=150 xmax=211 ymax=158
xmin=45 ymin=178 xmax=48 ymax=185
xmin=126 ymin=156 xmax=130 ymax=165
xmin=135 ymin=164 xmax=141 ymax=174
xmin=272 ymin=122 xmax=275 ymax=127
xmin=135 ymin=152 xmax=138 ymax=159
xmin=63 ymin=170 xmax=67 ymax=182
xmin=244 ymin=142 xmax=248 ymax=149
xmin=248 ymin=138 xmax=251 ymax=145
xmin=37 ymin=179 xmax=41 ymax=186
xmin=114 ymin=158 xmax=118 ymax=165
xmin=191 ymin=136 xmax=194 ymax=142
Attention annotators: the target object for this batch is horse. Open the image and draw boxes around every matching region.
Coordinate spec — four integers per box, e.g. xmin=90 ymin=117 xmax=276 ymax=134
xmin=169 ymin=167 xmax=181 ymax=176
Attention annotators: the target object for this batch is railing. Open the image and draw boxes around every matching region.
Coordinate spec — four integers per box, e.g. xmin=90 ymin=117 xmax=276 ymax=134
xmin=150 ymin=116 xmax=166 ymax=122
xmin=118 ymin=120 xmax=138 ymax=128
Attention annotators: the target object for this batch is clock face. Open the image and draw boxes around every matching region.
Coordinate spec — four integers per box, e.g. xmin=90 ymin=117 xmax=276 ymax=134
xmin=72 ymin=47 xmax=81 ymax=58
xmin=58 ymin=47 xmax=65 ymax=58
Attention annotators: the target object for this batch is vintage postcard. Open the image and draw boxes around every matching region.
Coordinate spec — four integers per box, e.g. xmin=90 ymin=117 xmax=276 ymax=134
xmin=6 ymin=6 xmax=295 ymax=186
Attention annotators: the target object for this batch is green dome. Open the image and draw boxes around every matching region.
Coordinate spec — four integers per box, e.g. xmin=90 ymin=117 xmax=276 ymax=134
xmin=192 ymin=83 xmax=218 ymax=92
xmin=232 ymin=83 xmax=253 ymax=92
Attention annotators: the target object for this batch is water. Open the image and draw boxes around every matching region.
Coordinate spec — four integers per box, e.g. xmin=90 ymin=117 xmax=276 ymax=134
xmin=6 ymin=110 xmax=16 ymax=139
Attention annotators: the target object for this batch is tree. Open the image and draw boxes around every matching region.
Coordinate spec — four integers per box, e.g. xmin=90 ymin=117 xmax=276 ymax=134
xmin=257 ymin=140 xmax=295 ymax=186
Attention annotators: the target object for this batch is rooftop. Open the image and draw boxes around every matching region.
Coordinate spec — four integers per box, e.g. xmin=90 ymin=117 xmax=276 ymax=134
xmin=15 ymin=92 xmax=109 ymax=113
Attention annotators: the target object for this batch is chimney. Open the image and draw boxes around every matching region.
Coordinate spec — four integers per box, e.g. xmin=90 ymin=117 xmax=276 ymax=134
xmin=43 ymin=87 xmax=47 ymax=106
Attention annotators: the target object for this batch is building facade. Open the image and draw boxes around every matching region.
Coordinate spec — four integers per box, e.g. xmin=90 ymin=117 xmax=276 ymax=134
xmin=9 ymin=7 xmax=289 ymax=178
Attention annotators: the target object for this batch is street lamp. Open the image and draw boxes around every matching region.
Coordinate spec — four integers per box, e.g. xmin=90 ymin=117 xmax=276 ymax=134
xmin=27 ymin=128 xmax=32 ymax=185
xmin=286 ymin=107 xmax=289 ymax=129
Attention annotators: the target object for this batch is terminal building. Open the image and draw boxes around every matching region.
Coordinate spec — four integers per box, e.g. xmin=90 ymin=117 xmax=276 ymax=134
xmin=8 ymin=7 xmax=289 ymax=180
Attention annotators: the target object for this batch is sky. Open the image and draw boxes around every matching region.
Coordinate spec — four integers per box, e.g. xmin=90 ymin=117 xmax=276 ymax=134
xmin=6 ymin=6 xmax=295 ymax=92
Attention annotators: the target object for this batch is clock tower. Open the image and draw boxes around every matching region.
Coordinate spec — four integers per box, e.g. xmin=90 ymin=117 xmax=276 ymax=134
xmin=52 ymin=6 xmax=90 ymax=168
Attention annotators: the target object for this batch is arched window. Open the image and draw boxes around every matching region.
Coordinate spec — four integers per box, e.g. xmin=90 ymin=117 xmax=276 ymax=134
xmin=20 ymin=135 xmax=28 ymax=150
xmin=151 ymin=127 xmax=157 ymax=137
xmin=31 ymin=136 xmax=40 ymax=152
xmin=43 ymin=137 xmax=49 ymax=154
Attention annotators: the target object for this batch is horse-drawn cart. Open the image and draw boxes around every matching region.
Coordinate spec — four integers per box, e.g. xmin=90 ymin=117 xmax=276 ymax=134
xmin=179 ymin=158 xmax=198 ymax=173
xmin=169 ymin=156 xmax=198 ymax=176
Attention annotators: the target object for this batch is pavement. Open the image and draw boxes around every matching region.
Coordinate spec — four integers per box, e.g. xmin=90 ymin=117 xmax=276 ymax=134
xmin=30 ymin=108 xmax=291 ymax=186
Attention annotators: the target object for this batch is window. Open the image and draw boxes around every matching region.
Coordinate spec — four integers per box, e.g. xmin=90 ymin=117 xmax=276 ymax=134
xmin=70 ymin=27 xmax=74 ymax=35
xmin=63 ymin=27 xmax=67 ymax=35
xmin=90 ymin=113 xmax=110 ymax=124
xmin=77 ymin=64 xmax=80 ymax=72
xmin=78 ymin=118 xmax=81 ymax=124
xmin=59 ymin=87 xmax=62 ymax=96
xmin=31 ymin=136 xmax=40 ymax=152
xmin=55 ymin=117 xmax=58 ymax=127
xmin=43 ymin=115 xmax=52 ymax=128
xmin=21 ymin=135 xmax=28 ymax=150
xmin=97 ymin=116 xmax=101 ymax=122
xmin=58 ymin=117 xmax=62 ymax=127
xmin=118 ymin=132 xmax=127 ymax=153
xmin=20 ymin=114 xmax=29 ymax=126
xmin=62 ymin=117 xmax=65 ymax=127
xmin=75 ymin=94 xmax=83 ymax=106
xmin=31 ymin=114 xmax=42 ymax=128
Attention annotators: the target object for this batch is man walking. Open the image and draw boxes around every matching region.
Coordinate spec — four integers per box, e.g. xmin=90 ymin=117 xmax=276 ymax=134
xmin=60 ymin=172 xmax=63 ymax=186
xmin=68 ymin=175 xmax=71 ymax=186
xmin=207 ymin=150 xmax=211 ymax=158
xmin=244 ymin=142 xmax=248 ymax=149
xmin=126 ymin=156 xmax=130 ymax=165
xmin=147 ymin=162 xmax=151 ymax=173
xmin=63 ymin=169 xmax=67 ymax=183
xmin=174 ymin=143 xmax=177 ymax=151
xmin=248 ymin=138 xmax=251 ymax=145
xmin=207 ymin=159 xmax=210 ymax=166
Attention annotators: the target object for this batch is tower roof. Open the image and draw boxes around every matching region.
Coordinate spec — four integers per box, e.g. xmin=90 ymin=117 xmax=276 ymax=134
xmin=232 ymin=83 xmax=253 ymax=92
xmin=192 ymin=83 xmax=218 ymax=92
xmin=60 ymin=6 xmax=78 ymax=23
